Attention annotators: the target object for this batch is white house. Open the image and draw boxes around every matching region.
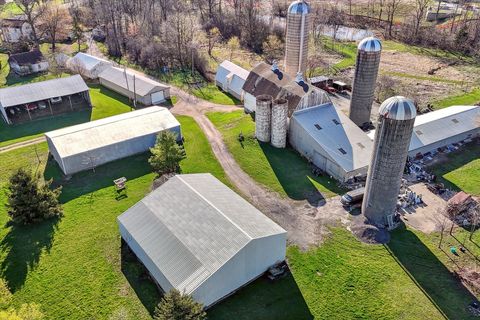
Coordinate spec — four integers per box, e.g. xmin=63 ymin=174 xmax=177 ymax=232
xmin=8 ymin=50 xmax=49 ymax=76
xmin=215 ymin=60 xmax=249 ymax=101
xmin=0 ymin=17 xmax=33 ymax=43
xmin=67 ymin=52 xmax=112 ymax=79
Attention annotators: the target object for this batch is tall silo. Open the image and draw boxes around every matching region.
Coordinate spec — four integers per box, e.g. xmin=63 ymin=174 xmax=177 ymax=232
xmin=284 ymin=0 xmax=311 ymax=78
xmin=255 ymin=95 xmax=273 ymax=143
xmin=362 ymin=96 xmax=417 ymax=228
xmin=349 ymin=37 xmax=382 ymax=128
xmin=271 ymin=98 xmax=289 ymax=148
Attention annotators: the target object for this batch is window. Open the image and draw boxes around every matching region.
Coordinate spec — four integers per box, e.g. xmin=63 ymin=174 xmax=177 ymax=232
xmin=451 ymin=118 xmax=459 ymax=124
xmin=416 ymin=130 xmax=423 ymax=135
xmin=332 ymin=119 xmax=340 ymax=125
xmin=338 ymin=148 xmax=347 ymax=155
xmin=357 ymin=143 xmax=365 ymax=149
xmin=314 ymin=124 xmax=322 ymax=130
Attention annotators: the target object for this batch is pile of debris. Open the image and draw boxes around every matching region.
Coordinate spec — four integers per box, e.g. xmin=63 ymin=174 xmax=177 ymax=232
xmin=446 ymin=192 xmax=479 ymax=227
xmin=398 ymin=189 xmax=423 ymax=208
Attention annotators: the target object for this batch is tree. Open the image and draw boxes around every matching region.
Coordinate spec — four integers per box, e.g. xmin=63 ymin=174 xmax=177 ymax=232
xmin=69 ymin=4 xmax=85 ymax=53
xmin=37 ymin=3 xmax=72 ymax=52
xmin=262 ymin=34 xmax=283 ymax=64
xmin=6 ymin=168 xmax=63 ymax=225
xmin=206 ymin=27 xmax=221 ymax=57
xmin=149 ymin=131 xmax=186 ymax=175
xmin=227 ymin=36 xmax=240 ymax=60
xmin=413 ymin=0 xmax=431 ymax=39
xmin=153 ymin=289 xmax=206 ymax=320
xmin=14 ymin=0 xmax=44 ymax=46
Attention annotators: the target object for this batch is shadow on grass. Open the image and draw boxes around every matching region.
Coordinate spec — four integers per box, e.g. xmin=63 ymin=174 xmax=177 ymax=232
xmin=208 ymin=273 xmax=313 ymax=320
xmin=44 ymin=152 xmax=153 ymax=203
xmin=386 ymin=226 xmax=478 ymax=319
xmin=0 ymin=217 xmax=59 ymax=292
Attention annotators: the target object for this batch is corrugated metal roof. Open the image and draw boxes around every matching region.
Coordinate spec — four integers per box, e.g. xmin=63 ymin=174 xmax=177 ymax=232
xmin=0 ymin=75 xmax=88 ymax=108
xmin=117 ymin=173 xmax=286 ymax=294
xmin=379 ymin=96 xmax=417 ymax=120
xmin=217 ymin=60 xmax=250 ymax=80
xmin=45 ymin=106 xmax=180 ymax=158
xmin=69 ymin=52 xmax=111 ymax=71
xmin=358 ymin=37 xmax=382 ymax=52
xmin=99 ymin=67 xmax=169 ymax=97
xmin=292 ymin=103 xmax=373 ymax=172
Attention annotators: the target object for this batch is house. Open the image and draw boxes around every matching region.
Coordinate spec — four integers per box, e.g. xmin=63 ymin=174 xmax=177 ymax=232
xmin=99 ymin=67 xmax=170 ymax=105
xmin=67 ymin=52 xmax=112 ymax=79
xmin=215 ymin=60 xmax=249 ymax=100
xmin=118 ymin=173 xmax=286 ymax=308
xmin=8 ymin=50 xmax=49 ymax=75
xmin=0 ymin=75 xmax=90 ymax=124
xmin=45 ymin=106 xmax=181 ymax=175
xmin=0 ymin=17 xmax=33 ymax=43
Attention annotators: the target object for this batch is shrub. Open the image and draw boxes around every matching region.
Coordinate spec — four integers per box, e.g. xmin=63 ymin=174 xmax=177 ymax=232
xmin=153 ymin=289 xmax=206 ymax=320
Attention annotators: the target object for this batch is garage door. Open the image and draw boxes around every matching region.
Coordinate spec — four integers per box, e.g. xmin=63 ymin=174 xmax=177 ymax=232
xmin=151 ymin=91 xmax=165 ymax=104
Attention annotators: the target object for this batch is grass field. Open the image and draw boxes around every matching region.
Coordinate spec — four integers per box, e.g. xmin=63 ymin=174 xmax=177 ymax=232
xmin=433 ymin=88 xmax=480 ymax=109
xmin=207 ymin=110 xmax=344 ymax=199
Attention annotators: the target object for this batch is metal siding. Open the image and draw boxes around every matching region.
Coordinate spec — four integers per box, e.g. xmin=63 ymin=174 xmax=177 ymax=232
xmin=244 ymin=93 xmax=256 ymax=112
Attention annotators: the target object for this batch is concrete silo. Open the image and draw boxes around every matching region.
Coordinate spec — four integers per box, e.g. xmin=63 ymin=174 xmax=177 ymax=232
xmin=284 ymin=0 xmax=311 ymax=78
xmin=255 ymin=95 xmax=273 ymax=143
xmin=362 ymin=96 xmax=417 ymax=228
xmin=271 ymin=98 xmax=289 ymax=148
xmin=349 ymin=37 xmax=382 ymax=128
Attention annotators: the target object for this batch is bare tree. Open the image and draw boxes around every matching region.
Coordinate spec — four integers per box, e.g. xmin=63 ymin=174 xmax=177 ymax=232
xmin=37 ymin=3 xmax=72 ymax=52
xmin=14 ymin=0 xmax=44 ymax=46
xmin=385 ymin=0 xmax=402 ymax=37
xmin=413 ymin=0 xmax=431 ymax=39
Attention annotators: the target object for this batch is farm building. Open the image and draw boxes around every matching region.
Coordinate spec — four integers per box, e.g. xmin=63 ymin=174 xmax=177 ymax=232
xmin=99 ymin=67 xmax=170 ymax=105
xmin=9 ymin=50 xmax=49 ymax=75
xmin=289 ymin=103 xmax=373 ymax=182
xmin=45 ymin=106 xmax=181 ymax=175
xmin=215 ymin=60 xmax=249 ymax=100
xmin=367 ymin=105 xmax=480 ymax=157
xmin=0 ymin=17 xmax=33 ymax=43
xmin=67 ymin=52 xmax=112 ymax=79
xmin=242 ymin=62 xmax=330 ymax=114
xmin=118 ymin=173 xmax=286 ymax=308
xmin=0 ymin=75 xmax=91 ymax=125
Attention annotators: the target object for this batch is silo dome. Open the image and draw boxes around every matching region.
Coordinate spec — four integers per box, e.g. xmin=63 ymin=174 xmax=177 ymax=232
xmin=288 ymin=0 xmax=310 ymax=15
xmin=358 ymin=37 xmax=382 ymax=52
xmin=379 ymin=96 xmax=417 ymax=120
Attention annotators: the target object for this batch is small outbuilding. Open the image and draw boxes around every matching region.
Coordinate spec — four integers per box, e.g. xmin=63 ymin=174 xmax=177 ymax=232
xmin=118 ymin=173 xmax=286 ymax=308
xmin=67 ymin=52 xmax=112 ymax=79
xmin=45 ymin=106 xmax=181 ymax=175
xmin=0 ymin=17 xmax=33 ymax=43
xmin=215 ymin=60 xmax=249 ymax=100
xmin=99 ymin=67 xmax=170 ymax=105
xmin=9 ymin=50 xmax=49 ymax=75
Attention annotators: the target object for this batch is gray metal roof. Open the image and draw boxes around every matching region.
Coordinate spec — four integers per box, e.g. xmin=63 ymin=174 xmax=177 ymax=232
xmin=117 ymin=173 xmax=286 ymax=294
xmin=288 ymin=0 xmax=310 ymax=14
xmin=292 ymin=103 xmax=373 ymax=172
xmin=69 ymin=52 xmax=111 ymax=71
xmin=99 ymin=67 xmax=169 ymax=97
xmin=0 ymin=75 xmax=88 ymax=108
xmin=358 ymin=36 xmax=382 ymax=52
xmin=45 ymin=106 xmax=180 ymax=158
xmin=379 ymin=96 xmax=417 ymax=120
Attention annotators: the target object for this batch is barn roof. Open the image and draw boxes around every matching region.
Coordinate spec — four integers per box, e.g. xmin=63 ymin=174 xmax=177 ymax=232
xmin=99 ymin=67 xmax=169 ymax=97
xmin=217 ymin=60 xmax=249 ymax=80
xmin=45 ymin=106 xmax=180 ymax=158
xmin=9 ymin=50 xmax=45 ymax=65
xmin=117 ymin=173 xmax=286 ymax=294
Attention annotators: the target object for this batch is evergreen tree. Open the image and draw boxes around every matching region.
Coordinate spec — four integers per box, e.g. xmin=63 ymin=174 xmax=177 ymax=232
xmin=149 ymin=131 xmax=185 ymax=175
xmin=6 ymin=168 xmax=63 ymax=225
xmin=153 ymin=289 xmax=206 ymax=320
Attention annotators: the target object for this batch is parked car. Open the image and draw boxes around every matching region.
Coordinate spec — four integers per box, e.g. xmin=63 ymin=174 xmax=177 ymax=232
xmin=340 ymin=187 xmax=365 ymax=206
xmin=50 ymin=97 xmax=62 ymax=104
xmin=25 ymin=103 xmax=38 ymax=111
xmin=37 ymin=101 xmax=47 ymax=109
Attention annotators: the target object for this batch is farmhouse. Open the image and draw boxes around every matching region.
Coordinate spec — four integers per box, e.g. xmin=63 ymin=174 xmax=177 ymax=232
xmin=45 ymin=106 xmax=181 ymax=175
xmin=289 ymin=103 xmax=373 ymax=182
xmin=0 ymin=17 xmax=33 ymax=43
xmin=67 ymin=52 xmax=112 ymax=79
xmin=215 ymin=60 xmax=249 ymax=100
xmin=9 ymin=50 xmax=49 ymax=75
xmin=0 ymin=75 xmax=91 ymax=124
xmin=99 ymin=67 xmax=170 ymax=105
xmin=118 ymin=173 xmax=286 ymax=308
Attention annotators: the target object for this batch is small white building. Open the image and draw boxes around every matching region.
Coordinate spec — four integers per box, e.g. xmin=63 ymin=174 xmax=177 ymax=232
xmin=8 ymin=50 xmax=49 ymax=75
xmin=67 ymin=52 xmax=112 ymax=79
xmin=118 ymin=173 xmax=286 ymax=308
xmin=0 ymin=17 xmax=33 ymax=43
xmin=99 ymin=67 xmax=170 ymax=105
xmin=215 ymin=60 xmax=249 ymax=100
xmin=45 ymin=106 xmax=181 ymax=175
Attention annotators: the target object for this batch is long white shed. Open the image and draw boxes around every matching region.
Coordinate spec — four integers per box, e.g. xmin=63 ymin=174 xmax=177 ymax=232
xmin=67 ymin=52 xmax=112 ymax=79
xmin=215 ymin=60 xmax=249 ymax=100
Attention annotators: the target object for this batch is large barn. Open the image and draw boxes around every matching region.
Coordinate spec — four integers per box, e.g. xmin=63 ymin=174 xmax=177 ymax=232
xmin=99 ymin=67 xmax=170 ymax=105
xmin=45 ymin=106 xmax=181 ymax=175
xmin=118 ymin=173 xmax=286 ymax=308
xmin=215 ymin=60 xmax=249 ymax=100
xmin=67 ymin=52 xmax=112 ymax=79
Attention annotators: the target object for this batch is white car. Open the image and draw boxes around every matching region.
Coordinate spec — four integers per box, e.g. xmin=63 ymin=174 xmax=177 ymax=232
xmin=50 ymin=97 xmax=62 ymax=104
xmin=37 ymin=101 xmax=47 ymax=109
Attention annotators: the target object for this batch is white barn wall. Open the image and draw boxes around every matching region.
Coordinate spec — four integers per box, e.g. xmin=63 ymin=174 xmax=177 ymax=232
xmin=244 ymin=93 xmax=256 ymax=113
xmin=408 ymin=128 xmax=480 ymax=157
xmin=99 ymin=77 xmax=150 ymax=105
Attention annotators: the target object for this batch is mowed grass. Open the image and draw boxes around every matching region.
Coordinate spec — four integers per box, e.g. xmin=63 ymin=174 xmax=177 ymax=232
xmin=433 ymin=88 xmax=480 ymax=109
xmin=207 ymin=110 xmax=344 ymax=199
xmin=0 ymin=84 xmax=133 ymax=148
xmin=0 ymin=115 xmax=228 ymax=319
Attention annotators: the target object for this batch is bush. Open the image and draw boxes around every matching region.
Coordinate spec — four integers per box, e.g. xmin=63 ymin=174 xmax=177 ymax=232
xmin=149 ymin=131 xmax=186 ymax=176
xmin=153 ymin=289 xmax=206 ymax=320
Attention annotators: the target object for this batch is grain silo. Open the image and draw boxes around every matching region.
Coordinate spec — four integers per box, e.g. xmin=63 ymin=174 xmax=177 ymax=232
xmin=255 ymin=95 xmax=273 ymax=143
xmin=284 ymin=0 xmax=311 ymax=78
xmin=362 ymin=96 xmax=417 ymax=228
xmin=349 ymin=37 xmax=382 ymax=128
xmin=271 ymin=98 xmax=289 ymax=148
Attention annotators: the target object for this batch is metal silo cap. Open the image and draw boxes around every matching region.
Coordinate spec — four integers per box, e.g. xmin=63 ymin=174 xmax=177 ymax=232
xmin=288 ymin=0 xmax=311 ymax=15
xmin=358 ymin=37 xmax=382 ymax=52
xmin=379 ymin=96 xmax=417 ymax=120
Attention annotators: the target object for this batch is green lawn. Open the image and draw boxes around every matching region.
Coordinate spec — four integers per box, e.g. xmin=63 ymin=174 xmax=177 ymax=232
xmin=0 ymin=53 xmax=9 ymax=86
xmin=0 ymin=84 xmax=133 ymax=148
xmin=4 ymin=72 xmax=70 ymax=87
xmin=382 ymin=71 xmax=465 ymax=85
xmin=429 ymin=142 xmax=480 ymax=196
xmin=433 ymin=88 xmax=480 ymax=109
xmin=207 ymin=111 xmax=344 ymax=199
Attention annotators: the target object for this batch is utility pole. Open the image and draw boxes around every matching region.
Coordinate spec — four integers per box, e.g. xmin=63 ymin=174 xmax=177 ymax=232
xmin=133 ymin=74 xmax=137 ymax=109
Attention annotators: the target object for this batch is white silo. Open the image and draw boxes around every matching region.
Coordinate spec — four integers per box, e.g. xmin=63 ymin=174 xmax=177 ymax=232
xmin=255 ymin=95 xmax=273 ymax=143
xmin=271 ymin=98 xmax=289 ymax=148
xmin=362 ymin=96 xmax=417 ymax=228
xmin=284 ymin=0 xmax=311 ymax=78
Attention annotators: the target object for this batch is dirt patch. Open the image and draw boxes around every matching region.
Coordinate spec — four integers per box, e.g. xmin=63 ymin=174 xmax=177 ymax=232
xmin=349 ymin=215 xmax=391 ymax=244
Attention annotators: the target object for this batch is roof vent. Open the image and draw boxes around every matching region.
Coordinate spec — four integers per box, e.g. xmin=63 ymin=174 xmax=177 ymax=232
xmin=314 ymin=124 xmax=322 ymax=130
xmin=271 ymin=60 xmax=279 ymax=72
xmin=452 ymin=118 xmax=459 ymax=124
xmin=338 ymin=148 xmax=347 ymax=155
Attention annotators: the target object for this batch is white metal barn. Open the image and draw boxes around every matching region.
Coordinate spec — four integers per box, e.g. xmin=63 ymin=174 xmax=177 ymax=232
xmin=67 ymin=52 xmax=112 ymax=79
xmin=45 ymin=106 xmax=181 ymax=175
xmin=99 ymin=67 xmax=170 ymax=105
xmin=215 ymin=60 xmax=249 ymax=100
xmin=118 ymin=173 xmax=287 ymax=307
xmin=289 ymin=103 xmax=373 ymax=182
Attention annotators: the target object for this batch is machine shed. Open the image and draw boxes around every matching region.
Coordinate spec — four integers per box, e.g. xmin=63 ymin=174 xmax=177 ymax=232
xmin=45 ymin=106 xmax=181 ymax=175
xmin=215 ymin=60 xmax=249 ymax=100
xmin=118 ymin=173 xmax=286 ymax=307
